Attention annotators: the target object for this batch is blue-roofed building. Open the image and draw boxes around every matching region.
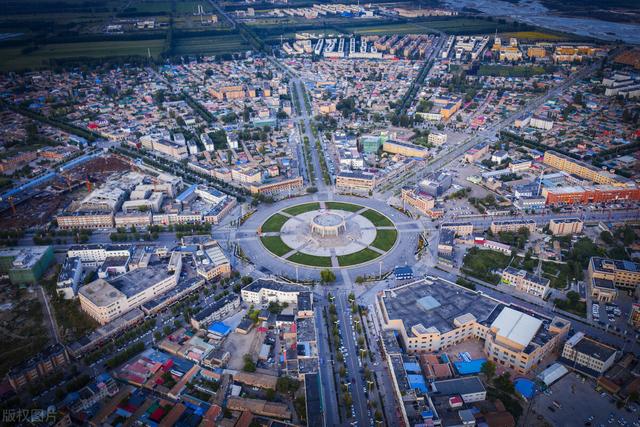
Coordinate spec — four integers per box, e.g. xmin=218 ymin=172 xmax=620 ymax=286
xmin=207 ymin=322 xmax=231 ymax=338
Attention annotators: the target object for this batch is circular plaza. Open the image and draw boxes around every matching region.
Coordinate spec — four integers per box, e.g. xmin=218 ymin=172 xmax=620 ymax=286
xmin=236 ymin=195 xmax=421 ymax=280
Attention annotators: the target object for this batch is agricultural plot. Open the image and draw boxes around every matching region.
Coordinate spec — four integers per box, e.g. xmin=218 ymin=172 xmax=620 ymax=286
xmin=0 ymin=40 xmax=164 ymax=71
xmin=173 ymin=35 xmax=250 ymax=56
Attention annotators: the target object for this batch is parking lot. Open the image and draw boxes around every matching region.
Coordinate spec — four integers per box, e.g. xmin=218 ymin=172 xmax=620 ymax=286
xmin=527 ymin=373 xmax=639 ymax=427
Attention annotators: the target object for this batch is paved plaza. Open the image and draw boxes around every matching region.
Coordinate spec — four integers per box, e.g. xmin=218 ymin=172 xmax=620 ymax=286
xmin=237 ymin=194 xmax=422 ymax=280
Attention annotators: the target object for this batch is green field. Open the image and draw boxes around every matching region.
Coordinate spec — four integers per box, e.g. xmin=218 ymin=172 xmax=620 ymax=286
xmin=338 ymin=248 xmax=381 ymax=266
xmin=0 ymin=40 xmax=164 ymax=71
xmin=260 ymin=236 xmax=292 ymax=257
xmin=173 ymin=35 xmax=250 ymax=56
xmin=282 ymin=203 xmax=320 ymax=216
xmin=371 ymin=229 xmax=398 ymax=252
xmin=325 ymin=202 xmax=363 ymax=213
xmin=288 ymin=252 xmax=333 ymax=267
xmin=345 ymin=18 xmax=523 ymax=36
xmin=261 ymin=213 xmax=289 ymax=233
xmin=361 ymin=209 xmax=393 ymax=227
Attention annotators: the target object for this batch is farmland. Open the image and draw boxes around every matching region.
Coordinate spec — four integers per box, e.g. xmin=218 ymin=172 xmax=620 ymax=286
xmin=173 ymin=35 xmax=250 ymax=56
xmin=0 ymin=39 xmax=164 ymax=71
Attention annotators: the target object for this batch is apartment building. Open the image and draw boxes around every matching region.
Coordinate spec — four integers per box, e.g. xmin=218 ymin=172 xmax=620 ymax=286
xmin=6 ymin=344 xmax=70 ymax=391
xmin=542 ymin=185 xmax=640 ymax=205
xmin=401 ymin=186 xmax=436 ymax=216
xmin=249 ymin=176 xmax=304 ymax=195
xmin=588 ymin=257 xmax=640 ymax=292
xmin=441 ymin=222 xmax=474 ymax=236
xmin=501 ymin=267 xmax=550 ymax=299
xmin=490 ymin=219 xmax=536 ymax=234
xmin=382 ymin=140 xmax=430 ymax=158
xmin=336 ymin=171 xmax=376 ymax=193
xmin=57 ymin=211 xmax=115 ymax=229
xmin=560 ymin=332 xmax=617 ymax=377
xmin=549 ymin=218 xmax=584 ymax=236
xmin=543 ymin=151 xmax=623 ymax=185
xmin=241 ymin=278 xmax=313 ymax=310
xmin=67 ymin=244 xmax=132 ymax=267
xmin=190 ymin=294 xmax=241 ymax=330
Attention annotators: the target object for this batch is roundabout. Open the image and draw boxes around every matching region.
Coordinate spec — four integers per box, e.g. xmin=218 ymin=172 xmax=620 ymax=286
xmin=257 ymin=201 xmax=399 ymax=268
xmin=236 ymin=195 xmax=421 ymax=281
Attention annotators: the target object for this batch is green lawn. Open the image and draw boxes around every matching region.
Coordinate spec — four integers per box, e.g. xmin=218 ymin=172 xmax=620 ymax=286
xmin=361 ymin=209 xmax=393 ymax=227
xmin=260 ymin=236 xmax=292 ymax=257
xmin=370 ymin=229 xmax=398 ymax=252
xmin=282 ymin=202 xmax=320 ymax=216
xmin=338 ymin=248 xmax=381 ymax=267
xmin=287 ymin=252 xmax=333 ymax=267
xmin=462 ymin=247 xmax=511 ymax=285
xmin=325 ymin=202 xmax=363 ymax=213
xmin=261 ymin=213 xmax=288 ymax=233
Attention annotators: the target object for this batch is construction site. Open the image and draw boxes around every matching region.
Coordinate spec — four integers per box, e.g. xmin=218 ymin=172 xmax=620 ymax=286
xmin=0 ymin=155 xmax=134 ymax=229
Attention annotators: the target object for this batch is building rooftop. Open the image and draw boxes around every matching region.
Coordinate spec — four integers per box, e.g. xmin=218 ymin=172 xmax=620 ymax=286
xmin=381 ymin=279 xmax=500 ymax=337
xmin=432 ymin=376 xmax=486 ymax=396
xmin=491 ymin=307 xmax=543 ymax=348
xmin=591 ymin=257 xmax=640 ymax=274
xmin=503 ymin=267 xmax=550 ymax=287
xmin=243 ymin=278 xmax=308 ymax=295
xmin=567 ymin=332 xmax=617 ymax=362
xmin=109 ymin=262 xmax=174 ymax=298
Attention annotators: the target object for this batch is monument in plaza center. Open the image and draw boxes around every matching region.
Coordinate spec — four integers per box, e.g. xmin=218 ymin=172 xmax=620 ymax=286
xmin=310 ymin=212 xmax=346 ymax=237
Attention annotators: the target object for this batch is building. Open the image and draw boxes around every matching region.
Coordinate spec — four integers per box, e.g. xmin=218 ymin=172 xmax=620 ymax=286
xmin=427 ymin=133 xmax=447 ymax=146
xmin=588 ymin=257 xmax=640 ymax=292
xmin=241 ymin=278 xmax=313 ymax=309
xmin=418 ymin=172 xmax=453 ymax=197
xmin=78 ymin=254 xmax=182 ymax=324
xmin=336 ymin=171 xmax=376 ymax=193
xmin=67 ymin=244 xmax=131 ymax=267
xmin=6 ymin=344 xmax=70 ymax=391
xmin=57 ymin=257 xmax=83 ymax=299
xmin=490 ymin=219 xmax=536 ymax=234
xmin=542 ymin=184 xmax=640 ymax=206
xmin=249 ymin=176 xmax=304 ymax=196
xmin=549 ymin=218 xmax=584 ymax=236
xmin=501 ymin=267 xmax=550 ymax=299
xmin=190 ymin=294 xmax=241 ymax=330
xmin=57 ymin=211 xmax=115 ymax=229
xmin=0 ymin=246 xmax=54 ymax=285
xmin=464 ymin=143 xmax=488 ymax=163
xmin=432 ymin=377 xmax=486 ymax=403
xmin=590 ymin=277 xmax=617 ymax=303
xmin=192 ymin=242 xmax=231 ymax=281
xmin=529 ymin=116 xmax=554 ymax=130
xmin=401 ymin=186 xmax=436 ymax=217
xmin=377 ymin=278 xmax=570 ymax=374
xmin=543 ymin=151 xmax=624 ymax=185
xmin=560 ymin=332 xmax=617 ymax=377
xmin=491 ymin=150 xmax=509 ymax=164
xmin=383 ymin=140 xmax=430 ymax=158
xmin=437 ymin=229 xmax=455 ymax=267
xmin=441 ymin=222 xmax=474 ymax=236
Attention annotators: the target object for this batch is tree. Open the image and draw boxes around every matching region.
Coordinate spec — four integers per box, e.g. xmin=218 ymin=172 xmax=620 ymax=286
xmin=566 ymin=290 xmax=580 ymax=305
xmin=265 ymin=388 xmax=276 ymax=401
xmin=494 ymin=372 xmax=515 ymax=394
xmin=243 ymin=354 xmax=256 ymax=372
xmin=481 ymin=360 xmax=496 ymax=381
xmin=320 ymin=269 xmax=336 ymax=284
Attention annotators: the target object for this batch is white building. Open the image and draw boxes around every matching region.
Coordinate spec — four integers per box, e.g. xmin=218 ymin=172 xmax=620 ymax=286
xmin=57 ymin=257 xmax=83 ymax=299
